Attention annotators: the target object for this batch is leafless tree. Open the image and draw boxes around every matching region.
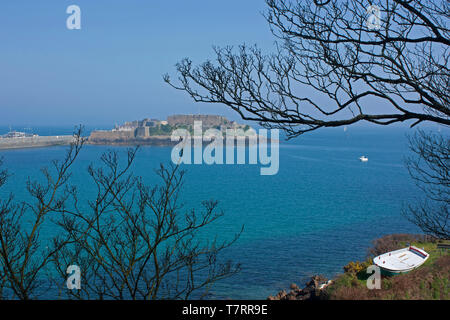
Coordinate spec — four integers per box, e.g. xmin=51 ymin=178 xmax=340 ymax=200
xmin=52 ymin=148 xmax=241 ymax=300
xmin=0 ymin=130 xmax=240 ymax=300
xmin=165 ymin=0 xmax=449 ymax=239
xmin=404 ymin=130 xmax=449 ymax=239
xmin=166 ymin=0 xmax=449 ymax=137
xmin=0 ymin=127 xmax=85 ymax=299
xmin=0 ymin=159 xmax=9 ymax=297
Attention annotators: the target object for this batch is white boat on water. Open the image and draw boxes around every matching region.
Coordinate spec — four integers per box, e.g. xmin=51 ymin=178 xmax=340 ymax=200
xmin=373 ymin=246 xmax=429 ymax=275
xmin=359 ymin=156 xmax=368 ymax=162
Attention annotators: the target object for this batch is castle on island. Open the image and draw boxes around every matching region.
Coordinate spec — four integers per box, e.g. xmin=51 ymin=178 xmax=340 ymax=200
xmin=88 ymin=114 xmax=250 ymax=145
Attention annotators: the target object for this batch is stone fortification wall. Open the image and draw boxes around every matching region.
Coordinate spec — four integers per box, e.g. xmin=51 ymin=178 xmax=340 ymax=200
xmin=89 ymin=130 xmax=134 ymax=143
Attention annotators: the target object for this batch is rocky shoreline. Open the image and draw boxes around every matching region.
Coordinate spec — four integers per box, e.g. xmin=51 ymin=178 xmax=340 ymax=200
xmin=86 ymin=135 xmax=178 ymax=146
xmin=0 ymin=135 xmax=277 ymax=150
xmin=87 ymin=135 xmax=275 ymax=147
xmin=268 ymin=275 xmax=333 ymax=300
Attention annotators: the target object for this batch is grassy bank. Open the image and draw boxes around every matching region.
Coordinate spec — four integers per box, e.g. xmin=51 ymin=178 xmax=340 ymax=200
xmin=324 ymin=234 xmax=450 ymax=300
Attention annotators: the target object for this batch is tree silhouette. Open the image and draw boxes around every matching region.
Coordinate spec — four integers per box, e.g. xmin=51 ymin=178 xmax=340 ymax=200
xmin=0 ymin=130 xmax=241 ymax=299
xmin=166 ymin=0 xmax=449 ymax=137
xmin=404 ymin=130 xmax=449 ymax=239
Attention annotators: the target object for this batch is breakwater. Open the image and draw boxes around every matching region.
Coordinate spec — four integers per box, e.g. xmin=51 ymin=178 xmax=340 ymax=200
xmin=0 ymin=135 xmax=75 ymax=150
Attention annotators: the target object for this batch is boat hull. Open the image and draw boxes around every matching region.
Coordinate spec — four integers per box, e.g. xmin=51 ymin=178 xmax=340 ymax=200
xmin=378 ymin=266 xmax=415 ymax=276
xmin=373 ymin=246 xmax=429 ymax=276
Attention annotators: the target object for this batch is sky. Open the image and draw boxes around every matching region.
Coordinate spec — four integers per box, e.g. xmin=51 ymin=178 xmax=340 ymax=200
xmin=0 ymin=1 xmax=446 ymax=132
xmin=0 ymin=0 xmax=274 ymax=127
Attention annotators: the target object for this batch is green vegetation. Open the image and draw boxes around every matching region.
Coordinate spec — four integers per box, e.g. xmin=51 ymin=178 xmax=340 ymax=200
xmin=147 ymin=124 xmax=175 ymax=136
xmin=324 ymin=234 xmax=450 ymax=300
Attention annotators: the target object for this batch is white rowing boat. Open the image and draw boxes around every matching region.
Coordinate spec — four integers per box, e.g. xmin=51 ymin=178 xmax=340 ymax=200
xmin=373 ymin=246 xmax=429 ymax=275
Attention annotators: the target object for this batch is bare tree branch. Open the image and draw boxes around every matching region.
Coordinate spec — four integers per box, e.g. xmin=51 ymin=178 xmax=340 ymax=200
xmin=0 ymin=127 xmax=86 ymax=299
xmin=403 ymin=130 xmax=449 ymax=239
xmin=52 ymin=150 xmax=242 ymax=300
xmin=166 ymin=0 xmax=449 ymax=137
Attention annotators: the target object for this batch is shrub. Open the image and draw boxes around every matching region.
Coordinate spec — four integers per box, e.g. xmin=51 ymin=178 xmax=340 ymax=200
xmin=343 ymin=260 xmax=371 ymax=274
xmin=368 ymin=234 xmax=437 ymax=257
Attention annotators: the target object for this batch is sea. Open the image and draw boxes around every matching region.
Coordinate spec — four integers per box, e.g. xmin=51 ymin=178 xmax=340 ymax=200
xmin=0 ymin=125 xmax=432 ymax=299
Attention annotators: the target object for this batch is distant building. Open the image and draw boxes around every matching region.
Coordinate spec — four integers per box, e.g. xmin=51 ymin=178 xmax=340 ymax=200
xmin=1 ymin=131 xmax=37 ymax=139
xmin=114 ymin=125 xmax=134 ymax=132
xmin=167 ymin=115 xmax=231 ymax=127
xmin=142 ymin=119 xmax=160 ymax=127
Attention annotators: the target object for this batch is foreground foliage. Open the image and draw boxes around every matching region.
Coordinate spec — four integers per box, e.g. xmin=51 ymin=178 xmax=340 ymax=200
xmin=326 ymin=234 xmax=450 ymax=300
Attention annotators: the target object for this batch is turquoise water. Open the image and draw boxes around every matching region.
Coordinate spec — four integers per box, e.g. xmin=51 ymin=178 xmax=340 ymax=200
xmin=0 ymin=126 xmax=422 ymax=299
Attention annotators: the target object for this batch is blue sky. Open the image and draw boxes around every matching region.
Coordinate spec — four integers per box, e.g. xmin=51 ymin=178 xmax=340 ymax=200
xmin=0 ymin=1 xmax=446 ymax=132
xmin=0 ymin=1 xmax=274 ymax=126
